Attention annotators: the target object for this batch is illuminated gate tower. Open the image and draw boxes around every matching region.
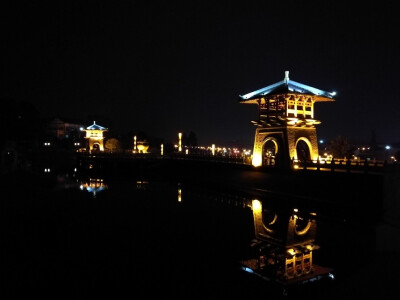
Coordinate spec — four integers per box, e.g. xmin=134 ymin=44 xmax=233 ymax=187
xmin=84 ymin=121 xmax=108 ymax=152
xmin=239 ymin=71 xmax=336 ymax=168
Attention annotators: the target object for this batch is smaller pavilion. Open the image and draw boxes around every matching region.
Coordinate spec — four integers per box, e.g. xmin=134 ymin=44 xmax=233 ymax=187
xmin=84 ymin=121 xmax=108 ymax=152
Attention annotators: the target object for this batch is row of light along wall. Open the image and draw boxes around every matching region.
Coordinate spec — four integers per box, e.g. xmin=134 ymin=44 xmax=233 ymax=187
xmin=175 ymin=132 xmax=251 ymax=156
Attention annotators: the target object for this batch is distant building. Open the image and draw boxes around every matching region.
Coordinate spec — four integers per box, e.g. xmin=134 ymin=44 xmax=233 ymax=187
xmin=46 ymin=117 xmax=84 ymax=139
xmin=355 ymin=143 xmax=399 ymax=163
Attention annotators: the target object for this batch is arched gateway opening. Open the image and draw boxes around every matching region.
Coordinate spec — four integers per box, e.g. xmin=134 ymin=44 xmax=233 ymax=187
xmin=263 ymin=138 xmax=280 ymax=167
xmin=295 ymin=138 xmax=311 ymax=162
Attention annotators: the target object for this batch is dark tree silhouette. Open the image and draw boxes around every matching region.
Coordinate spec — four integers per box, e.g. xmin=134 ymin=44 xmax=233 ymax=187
xmin=186 ymin=131 xmax=198 ymax=147
xmin=328 ymin=136 xmax=355 ymax=159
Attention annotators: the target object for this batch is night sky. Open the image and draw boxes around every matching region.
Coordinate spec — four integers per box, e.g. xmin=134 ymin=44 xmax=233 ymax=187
xmin=2 ymin=1 xmax=399 ymax=147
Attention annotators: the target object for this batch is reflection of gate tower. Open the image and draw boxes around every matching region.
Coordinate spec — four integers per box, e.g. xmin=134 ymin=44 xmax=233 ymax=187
xmin=239 ymin=71 xmax=336 ymax=168
xmin=251 ymin=200 xmax=317 ymax=248
xmin=251 ymin=199 xmax=319 ymax=279
xmin=84 ymin=121 xmax=108 ymax=152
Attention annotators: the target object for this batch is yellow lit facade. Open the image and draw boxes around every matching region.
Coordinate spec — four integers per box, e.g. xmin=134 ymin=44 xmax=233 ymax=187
xmin=239 ymin=71 xmax=335 ymax=168
xmin=84 ymin=121 xmax=108 ymax=152
xmin=136 ymin=140 xmax=149 ymax=153
xmin=132 ymin=135 xmax=149 ymax=154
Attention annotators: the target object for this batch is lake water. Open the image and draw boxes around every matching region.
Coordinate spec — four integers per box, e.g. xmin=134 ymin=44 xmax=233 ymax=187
xmin=1 ymin=168 xmax=397 ymax=299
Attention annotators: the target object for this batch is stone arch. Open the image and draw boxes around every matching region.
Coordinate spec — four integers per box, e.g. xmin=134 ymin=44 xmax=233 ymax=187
xmin=252 ymin=129 xmax=289 ymax=168
xmin=294 ymin=217 xmax=312 ymax=236
xmin=262 ymin=211 xmax=278 ymax=234
xmin=295 ymin=137 xmax=313 ymax=161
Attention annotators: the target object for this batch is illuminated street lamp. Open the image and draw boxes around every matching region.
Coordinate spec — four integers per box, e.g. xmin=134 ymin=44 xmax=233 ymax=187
xmin=178 ymin=132 xmax=182 ymax=152
xmin=385 ymin=145 xmax=391 ymax=162
xmin=161 ymin=144 xmax=164 ymax=156
xmin=133 ymin=136 xmax=137 ymax=153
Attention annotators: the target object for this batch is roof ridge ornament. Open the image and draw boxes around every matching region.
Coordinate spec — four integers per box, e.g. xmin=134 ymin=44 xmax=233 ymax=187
xmin=284 ymin=71 xmax=289 ymax=84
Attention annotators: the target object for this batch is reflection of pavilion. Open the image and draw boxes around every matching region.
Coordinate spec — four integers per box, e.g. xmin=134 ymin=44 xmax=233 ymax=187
xmin=80 ymin=178 xmax=108 ymax=197
xmin=240 ymin=199 xmax=334 ymax=293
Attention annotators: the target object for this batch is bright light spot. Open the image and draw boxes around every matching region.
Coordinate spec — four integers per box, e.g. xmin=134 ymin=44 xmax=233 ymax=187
xmin=252 ymin=199 xmax=261 ymax=211
xmin=178 ymin=188 xmax=182 ymax=202
xmin=329 ymin=273 xmax=335 ymax=280
xmin=319 ymin=139 xmax=324 ymax=144
xmin=241 ymin=266 xmax=254 ymax=274
xmin=385 ymin=145 xmax=391 ymax=150
xmin=178 ymin=132 xmax=182 ymax=152
xmin=252 ymin=152 xmax=262 ymax=167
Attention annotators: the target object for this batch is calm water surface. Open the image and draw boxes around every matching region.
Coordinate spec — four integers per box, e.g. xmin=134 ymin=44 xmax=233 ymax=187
xmin=1 ymin=171 xmax=392 ymax=299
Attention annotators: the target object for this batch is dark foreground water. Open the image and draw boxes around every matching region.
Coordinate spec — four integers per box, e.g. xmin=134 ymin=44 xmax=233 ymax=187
xmin=1 ymin=170 xmax=398 ymax=299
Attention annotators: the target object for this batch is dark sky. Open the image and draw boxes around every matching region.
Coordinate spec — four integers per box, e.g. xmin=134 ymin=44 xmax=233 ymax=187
xmin=2 ymin=1 xmax=400 ymax=147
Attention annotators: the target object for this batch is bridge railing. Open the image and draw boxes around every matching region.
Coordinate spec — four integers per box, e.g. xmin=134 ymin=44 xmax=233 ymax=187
xmin=75 ymin=151 xmax=389 ymax=174
xmin=76 ymin=150 xmax=253 ymax=165
xmin=168 ymin=152 xmax=252 ymax=165
xmin=291 ymin=158 xmax=388 ymax=173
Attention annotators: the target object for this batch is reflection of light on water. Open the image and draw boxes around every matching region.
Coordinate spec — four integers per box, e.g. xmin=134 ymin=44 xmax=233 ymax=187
xmin=241 ymin=266 xmax=254 ymax=274
xmin=178 ymin=188 xmax=182 ymax=202
xmin=136 ymin=180 xmax=149 ymax=190
xmin=80 ymin=178 xmax=108 ymax=197
xmin=177 ymin=183 xmax=182 ymax=202
xmin=252 ymin=199 xmax=261 ymax=211
xmin=246 ymin=198 xmax=326 ymax=281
